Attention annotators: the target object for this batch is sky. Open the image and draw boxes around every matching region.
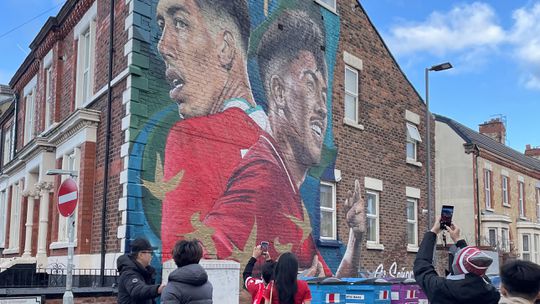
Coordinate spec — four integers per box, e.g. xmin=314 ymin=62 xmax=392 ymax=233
xmin=360 ymin=0 xmax=540 ymax=153
xmin=0 ymin=0 xmax=65 ymax=84
xmin=0 ymin=0 xmax=538 ymax=153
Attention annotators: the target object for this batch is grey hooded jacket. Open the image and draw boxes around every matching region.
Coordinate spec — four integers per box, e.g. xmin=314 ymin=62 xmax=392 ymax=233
xmin=161 ymin=263 xmax=213 ymax=304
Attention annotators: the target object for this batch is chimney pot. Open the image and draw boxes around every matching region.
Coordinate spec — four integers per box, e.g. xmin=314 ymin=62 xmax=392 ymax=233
xmin=479 ymin=119 xmax=506 ymax=144
xmin=525 ymin=144 xmax=540 ymax=160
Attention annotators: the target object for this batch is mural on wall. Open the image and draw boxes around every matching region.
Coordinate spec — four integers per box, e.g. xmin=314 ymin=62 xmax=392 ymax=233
xmin=128 ymin=0 xmax=366 ymax=277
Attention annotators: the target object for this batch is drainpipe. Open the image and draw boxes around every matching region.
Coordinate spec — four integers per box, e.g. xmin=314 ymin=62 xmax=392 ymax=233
xmin=465 ymin=143 xmax=481 ymax=246
xmin=12 ymin=94 xmax=18 ymax=159
xmin=474 ymin=150 xmax=481 ymax=246
xmin=100 ymin=0 xmax=115 ymax=286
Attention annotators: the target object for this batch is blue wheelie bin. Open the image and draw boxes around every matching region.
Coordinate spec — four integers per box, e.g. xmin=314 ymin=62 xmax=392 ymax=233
xmin=341 ymin=278 xmax=392 ymax=304
xmin=306 ymin=277 xmax=348 ymax=303
xmin=487 ymin=275 xmax=501 ymax=290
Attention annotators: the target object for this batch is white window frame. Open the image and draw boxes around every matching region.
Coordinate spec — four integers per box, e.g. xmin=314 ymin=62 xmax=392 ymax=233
xmin=319 ymin=181 xmax=337 ymax=240
xmin=501 ymin=227 xmax=509 ymax=252
xmin=488 ymin=228 xmax=497 ymax=248
xmin=485 ymin=170 xmax=492 ymax=209
xmin=522 ymin=233 xmax=531 ymax=261
xmin=534 ymin=233 xmax=539 ymax=264
xmin=3 ymin=125 xmax=12 ymax=165
xmin=74 ymin=4 xmax=96 ymax=109
xmin=406 ymin=197 xmax=418 ymax=248
xmin=518 ymin=181 xmax=525 ymax=218
xmin=7 ymin=182 xmax=22 ymax=252
xmin=536 ymin=187 xmax=540 ymax=223
xmin=502 ymin=175 xmax=509 ymax=206
xmin=0 ymin=190 xmax=7 ymax=248
xmin=344 ymin=65 xmax=359 ymax=125
xmin=56 ymin=148 xmax=80 ymax=244
xmin=314 ymin=0 xmax=337 ymax=13
xmin=406 ymin=123 xmax=422 ymax=163
xmin=45 ymin=66 xmax=54 ymax=130
xmin=366 ymin=190 xmax=382 ymax=250
xmin=23 ymin=88 xmax=36 ymax=145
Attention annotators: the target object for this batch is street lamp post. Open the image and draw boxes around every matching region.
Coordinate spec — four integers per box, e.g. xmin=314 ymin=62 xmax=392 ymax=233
xmin=425 ymin=62 xmax=452 ymax=230
xmin=46 ymin=169 xmax=78 ymax=304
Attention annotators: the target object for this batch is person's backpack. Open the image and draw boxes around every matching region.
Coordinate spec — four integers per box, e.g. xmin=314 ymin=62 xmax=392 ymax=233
xmin=245 ymin=277 xmax=267 ymax=304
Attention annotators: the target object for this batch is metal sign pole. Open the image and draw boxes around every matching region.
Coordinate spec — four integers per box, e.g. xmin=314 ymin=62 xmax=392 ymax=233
xmin=63 ymin=214 xmax=75 ymax=304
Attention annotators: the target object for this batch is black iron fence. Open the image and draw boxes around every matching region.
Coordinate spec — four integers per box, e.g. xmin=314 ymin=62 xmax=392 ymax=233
xmin=0 ymin=264 xmax=118 ymax=288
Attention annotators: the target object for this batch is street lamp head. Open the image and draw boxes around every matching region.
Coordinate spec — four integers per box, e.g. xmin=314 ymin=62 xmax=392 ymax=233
xmin=46 ymin=169 xmax=78 ymax=177
xmin=429 ymin=62 xmax=453 ymax=72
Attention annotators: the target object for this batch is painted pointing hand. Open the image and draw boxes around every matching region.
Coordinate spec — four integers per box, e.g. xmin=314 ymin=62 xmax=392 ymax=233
xmin=345 ymin=179 xmax=366 ymax=237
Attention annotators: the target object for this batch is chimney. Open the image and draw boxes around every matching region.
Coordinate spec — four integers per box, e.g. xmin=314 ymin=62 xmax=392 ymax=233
xmin=525 ymin=144 xmax=540 ymax=160
xmin=479 ymin=118 xmax=506 ymax=144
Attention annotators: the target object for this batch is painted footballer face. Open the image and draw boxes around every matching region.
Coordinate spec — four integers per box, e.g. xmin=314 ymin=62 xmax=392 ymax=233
xmin=157 ymin=0 xmax=226 ymax=118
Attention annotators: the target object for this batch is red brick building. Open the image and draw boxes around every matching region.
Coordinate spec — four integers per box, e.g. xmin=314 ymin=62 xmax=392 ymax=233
xmin=0 ymin=0 xmax=435 ymax=301
xmin=0 ymin=0 xmax=129 ymax=300
xmin=435 ymin=115 xmax=540 ymax=265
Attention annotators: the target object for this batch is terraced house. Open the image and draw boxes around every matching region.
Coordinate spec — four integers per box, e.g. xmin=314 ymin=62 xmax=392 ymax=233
xmin=0 ymin=0 xmax=436 ymax=302
xmin=0 ymin=0 xmax=129 ymax=302
xmin=435 ymin=115 xmax=540 ymax=264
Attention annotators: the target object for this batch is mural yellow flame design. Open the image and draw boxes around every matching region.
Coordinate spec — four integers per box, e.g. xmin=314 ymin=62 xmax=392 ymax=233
xmin=284 ymin=204 xmax=313 ymax=244
xmin=142 ymin=153 xmax=183 ymax=201
xmin=184 ymin=212 xmax=217 ymax=257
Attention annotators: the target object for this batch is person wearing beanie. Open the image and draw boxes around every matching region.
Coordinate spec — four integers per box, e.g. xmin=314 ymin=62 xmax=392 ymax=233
xmin=117 ymin=237 xmax=166 ymax=304
xmin=413 ymin=216 xmax=500 ymax=304
xmin=499 ymin=260 xmax=540 ymax=304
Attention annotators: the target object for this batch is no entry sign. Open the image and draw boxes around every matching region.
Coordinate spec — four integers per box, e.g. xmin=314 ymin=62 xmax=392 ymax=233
xmin=58 ymin=178 xmax=78 ymax=217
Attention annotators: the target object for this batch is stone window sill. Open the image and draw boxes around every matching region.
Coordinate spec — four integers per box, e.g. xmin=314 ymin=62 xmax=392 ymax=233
xmin=3 ymin=247 xmax=20 ymax=255
xmin=406 ymin=159 xmax=423 ymax=167
xmin=407 ymin=245 xmax=419 ymax=253
xmin=344 ymin=118 xmax=364 ymax=130
xmin=366 ymin=242 xmax=384 ymax=251
xmin=50 ymin=240 xmax=78 ymax=250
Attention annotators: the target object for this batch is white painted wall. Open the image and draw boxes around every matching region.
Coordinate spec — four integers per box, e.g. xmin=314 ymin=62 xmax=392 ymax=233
xmin=435 ymin=121 xmax=476 ymax=244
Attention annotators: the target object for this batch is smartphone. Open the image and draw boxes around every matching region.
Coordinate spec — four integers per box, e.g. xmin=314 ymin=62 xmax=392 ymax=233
xmin=260 ymin=241 xmax=269 ymax=252
xmin=440 ymin=205 xmax=454 ymax=230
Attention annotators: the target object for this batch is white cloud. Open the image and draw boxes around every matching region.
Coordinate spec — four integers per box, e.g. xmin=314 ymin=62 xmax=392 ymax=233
xmin=524 ymin=74 xmax=540 ymax=89
xmin=383 ymin=1 xmax=540 ymax=90
xmin=508 ymin=3 xmax=540 ymax=89
xmin=386 ymin=2 xmax=505 ymax=56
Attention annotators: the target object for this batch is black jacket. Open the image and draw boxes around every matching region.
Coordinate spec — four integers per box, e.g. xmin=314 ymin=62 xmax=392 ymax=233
xmin=242 ymin=257 xmax=274 ymax=284
xmin=413 ymin=231 xmax=500 ymax=304
xmin=117 ymin=254 xmax=160 ymax=304
xmin=161 ymin=263 xmax=213 ymax=304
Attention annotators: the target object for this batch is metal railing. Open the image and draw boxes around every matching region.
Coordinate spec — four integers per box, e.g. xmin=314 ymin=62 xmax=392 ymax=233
xmin=0 ymin=264 xmax=118 ymax=288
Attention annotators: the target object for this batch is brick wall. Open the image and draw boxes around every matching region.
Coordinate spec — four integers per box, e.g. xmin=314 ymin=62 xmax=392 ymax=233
xmin=477 ymin=154 xmax=540 ymax=255
xmin=119 ymin=0 xmax=434 ymax=279
xmin=89 ymin=80 xmax=126 ymax=254
xmin=3 ymin=0 xmax=129 ymax=262
xmin=2 ymin=0 xmax=439 ymax=284
xmin=333 ymin=0 xmax=430 ymax=271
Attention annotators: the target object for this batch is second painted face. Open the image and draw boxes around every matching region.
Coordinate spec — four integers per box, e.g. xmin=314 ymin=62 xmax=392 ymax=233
xmin=156 ymin=0 xmax=227 ymax=118
xmin=280 ymin=50 xmax=328 ymax=165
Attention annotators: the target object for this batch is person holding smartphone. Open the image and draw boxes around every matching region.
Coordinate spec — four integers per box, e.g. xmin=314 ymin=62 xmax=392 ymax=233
xmin=413 ymin=216 xmax=500 ymax=304
xmin=243 ymin=244 xmax=275 ymax=304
